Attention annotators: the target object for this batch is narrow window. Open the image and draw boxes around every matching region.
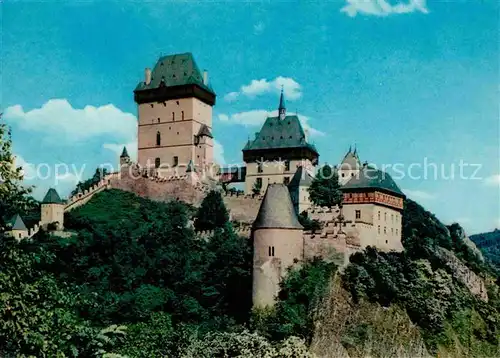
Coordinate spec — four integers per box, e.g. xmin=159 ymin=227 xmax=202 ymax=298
xmin=155 ymin=157 xmax=160 ymax=168
xmin=256 ymin=177 xmax=262 ymax=187
xmin=157 ymin=118 xmax=160 ymax=123
xmin=283 ymin=177 xmax=290 ymax=185
xmin=150 ymin=104 xmax=154 ymax=108
xmin=341 ymin=173 xmax=345 ymax=177
xmin=385 ymin=240 xmax=388 ymax=244
xmin=173 ymin=156 xmax=179 ymax=167
xmin=19 ymin=233 xmax=22 ymax=239
xmin=384 ymin=212 xmax=387 ymax=221
xmin=284 ymin=160 xmax=290 ymax=171
xmin=378 ymin=225 xmax=380 ymax=234
xmin=391 ymin=228 xmax=394 ymax=235
xmin=272 ymin=246 xmax=275 ymax=256
xmin=172 ymin=112 xmax=175 ymax=121
xmin=269 ymin=247 xmax=271 ymax=256
xmin=378 ymin=211 xmax=381 ymax=220
xmin=182 ymin=111 xmax=185 ymax=120
xmin=355 ymin=210 xmax=361 ymax=219
xmin=156 ymin=131 xmax=161 ymax=146
xmin=384 ymin=227 xmax=387 ymax=234
xmin=163 ymin=102 xmax=166 ymax=107
xmin=396 ymin=229 xmax=398 ymax=235
xmin=257 ymin=162 xmax=263 ymax=173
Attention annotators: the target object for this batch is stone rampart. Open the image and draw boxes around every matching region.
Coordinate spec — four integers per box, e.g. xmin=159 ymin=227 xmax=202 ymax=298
xmin=223 ymin=192 xmax=264 ymax=224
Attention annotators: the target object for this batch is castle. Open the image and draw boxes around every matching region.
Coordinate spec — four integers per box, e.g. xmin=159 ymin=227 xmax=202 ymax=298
xmin=5 ymin=52 xmax=407 ymax=308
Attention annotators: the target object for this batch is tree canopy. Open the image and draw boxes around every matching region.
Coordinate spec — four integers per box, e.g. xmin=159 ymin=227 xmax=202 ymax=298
xmin=194 ymin=190 xmax=229 ymax=231
xmin=307 ymin=165 xmax=343 ymax=208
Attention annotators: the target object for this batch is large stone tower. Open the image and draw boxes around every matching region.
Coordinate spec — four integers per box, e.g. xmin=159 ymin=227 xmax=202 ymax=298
xmin=252 ymin=184 xmax=304 ymax=308
xmin=134 ymin=53 xmax=216 ymax=177
xmin=41 ymin=188 xmax=65 ymax=229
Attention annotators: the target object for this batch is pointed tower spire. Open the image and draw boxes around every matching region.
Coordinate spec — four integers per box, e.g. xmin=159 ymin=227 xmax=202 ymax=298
xmin=278 ymin=86 xmax=286 ymax=120
xmin=353 ymin=143 xmax=357 ymax=156
xmin=120 ymin=146 xmax=129 ymax=158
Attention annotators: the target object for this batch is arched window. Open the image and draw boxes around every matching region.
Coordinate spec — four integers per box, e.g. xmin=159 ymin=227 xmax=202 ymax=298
xmin=155 ymin=158 xmax=160 ymax=168
xmin=156 ymin=131 xmax=161 ymax=146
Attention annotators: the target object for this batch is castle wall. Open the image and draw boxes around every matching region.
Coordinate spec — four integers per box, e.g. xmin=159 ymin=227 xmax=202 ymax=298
xmin=137 ymin=97 xmax=213 ymax=175
xmin=252 ymin=228 xmax=304 ymax=308
xmin=245 ymin=159 xmax=314 ymax=195
xmin=223 ymin=193 xmax=264 ymax=224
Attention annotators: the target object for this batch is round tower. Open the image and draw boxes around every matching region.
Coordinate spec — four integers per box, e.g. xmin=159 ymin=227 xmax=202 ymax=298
xmin=41 ymin=188 xmax=65 ymax=230
xmin=252 ymin=183 xmax=304 ymax=308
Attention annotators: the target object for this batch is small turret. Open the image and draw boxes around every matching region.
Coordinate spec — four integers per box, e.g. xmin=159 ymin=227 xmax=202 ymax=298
xmin=41 ymin=188 xmax=65 ymax=230
xmin=120 ymin=146 xmax=130 ymax=167
xmin=252 ymin=184 xmax=304 ymax=308
xmin=6 ymin=214 xmax=28 ymax=240
xmin=278 ymin=87 xmax=286 ymax=120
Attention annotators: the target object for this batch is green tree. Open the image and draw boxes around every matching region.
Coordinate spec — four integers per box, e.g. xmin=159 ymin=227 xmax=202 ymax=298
xmin=307 ymin=165 xmax=342 ymax=208
xmin=0 ymin=124 xmax=37 ymax=231
xmin=297 ymin=211 xmax=322 ymax=233
xmin=194 ymin=190 xmax=229 ymax=231
xmin=252 ymin=180 xmax=262 ymax=196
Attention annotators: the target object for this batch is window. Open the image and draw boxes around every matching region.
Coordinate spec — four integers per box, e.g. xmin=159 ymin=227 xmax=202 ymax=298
xmin=384 ymin=212 xmax=387 ymax=221
xmin=284 ymin=160 xmax=290 ymax=171
xmin=156 ymin=131 xmax=161 ymax=146
xmin=378 ymin=225 xmax=380 ymax=234
xmin=385 ymin=240 xmax=388 ymax=244
xmin=172 ymin=112 xmax=175 ymax=121
xmin=157 ymin=118 xmax=160 ymax=123
xmin=257 ymin=162 xmax=263 ymax=173
xmin=155 ymin=157 xmax=160 ymax=168
xmin=378 ymin=211 xmax=381 ymax=220
xmin=351 ymin=173 xmax=354 ymax=177
xmin=283 ymin=177 xmax=290 ymax=185
xmin=181 ymin=111 xmax=185 ymax=120
xmin=396 ymin=229 xmax=398 ymax=235
xmin=150 ymin=104 xmax=154 ymax=108
xmin=391 ymin=228 xmax=394 ymax=235
xmin=19 ymin=233 xmax=22 ymax=239
xmin=391 ymin=214 xmax=394 ymax=222
xmin=256 ymin=177 xmax=262 ymax=187
xmin=173 ymin=156 xmax=178 ymax=167
xmin=355 ymin=210 xmax=361 ymax=219
xmin=163 ymin=102 xmax=166 ymax=107
xmin=268 ymin=246 xmax=275 ymax=257
xmin=341 ymin=173 xmax=345 ymax=177
xmin=384 ymin=227 xmax=387 ymax=234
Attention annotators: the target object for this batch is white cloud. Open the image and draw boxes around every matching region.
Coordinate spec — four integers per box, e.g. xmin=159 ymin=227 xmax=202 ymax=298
xmin=213 ymin=140 xmax=226 ymax=165
xmin=217 ymin=109 xmax=324 ymax=138
xmin=224 ymin=76 xmax=302 ymax=102
xmin=341 ymin=0 xmax=428 ymax=17
xmin=484 ymin=174 xmax=500 ymax=186
xmin=403 ymin=189 xmax=435 ymax=201
xmin=4 ymin=99 xmax=137 ymax=144
xmin=223 ymin=92 xmax=240 ymax=102
xmin=103 ymin=141 xmax=138 ymax=163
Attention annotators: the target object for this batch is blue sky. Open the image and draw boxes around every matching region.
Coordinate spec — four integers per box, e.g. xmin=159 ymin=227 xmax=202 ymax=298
xmin=2 ymin=0 xmax=499 ymax=234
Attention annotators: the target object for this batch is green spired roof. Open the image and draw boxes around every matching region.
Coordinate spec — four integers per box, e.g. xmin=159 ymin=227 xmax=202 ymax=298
xmin=42 ymin=188 xmax=64 ymax=204
xmin=135 ymin=52 xmax=214 ymax=95
xmin=186 ymin=160 xmax=196 ymax=173
xmin=243 ymin=115 xmax=318 ymax=154
xmin=120 ymin=146 xmax=129 ymax=158
xmin=288 ymin=166 xmax=314 ymax=188
xmin=197 ymin=124 xmax=213 ymax=138
xmin=8 ymin=214 xmax=27 ymax=231
xmin=253 ymin=184 xmax=303 ymax=230
xmin=342 ymin=166 xmax=405 ymax=197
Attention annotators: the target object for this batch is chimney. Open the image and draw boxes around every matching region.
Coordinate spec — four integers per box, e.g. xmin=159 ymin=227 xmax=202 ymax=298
xmin=145 ymin=68 xmax=152 ymax=85
xmin=203 ymin=70 xmax=208 ymax=85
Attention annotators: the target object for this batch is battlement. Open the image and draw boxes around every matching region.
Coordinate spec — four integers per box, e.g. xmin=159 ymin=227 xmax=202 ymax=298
xmin=64 ymin=174 xmax=115 ymax=212
xmin=195 ymin=226 xmax=252 ymax=239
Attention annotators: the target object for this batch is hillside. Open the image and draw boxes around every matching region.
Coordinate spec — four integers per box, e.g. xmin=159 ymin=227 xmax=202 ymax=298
xmin=1 ymin=188 xmax=499 ymax=357
xmin=471 ymin=229 xmax=500 ymax=271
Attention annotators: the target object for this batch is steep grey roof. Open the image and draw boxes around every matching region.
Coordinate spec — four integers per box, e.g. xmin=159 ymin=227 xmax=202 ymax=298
xmin=288 ymin=166 xmax=314 ymax=188
xmin=197 ymin=124 xmax=213 ymax=138
xmin=253 ymin=184 xmax=303 ymax=230
xmin=342 ymin=167 xmax=404 ymax=197
xmin=242 ymin=115 xmax=318 ymax=154
xmin=340 ymin=148 xmax=361 ymax=169
xmin=8 ymin=214 xmax=27 ymax=231
xmin=135 ymin=52 xmax=214 ymax=95
xmin=120 ymin=146 xmax=129 ymax=158
xmin=42 ymin=188 xmax=64 ymax=204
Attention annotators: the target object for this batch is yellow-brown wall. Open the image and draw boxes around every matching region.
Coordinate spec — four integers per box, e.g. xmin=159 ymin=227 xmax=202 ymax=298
xmin=41 ymin=203 xmax=65 ymax=229
xmin=245 ymin=159 xmax=314 ymax=194
xmin=137 ymin=97 xmax=213 ymax=175
xmin=252 ymin=228 xmax=304 ymax=307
